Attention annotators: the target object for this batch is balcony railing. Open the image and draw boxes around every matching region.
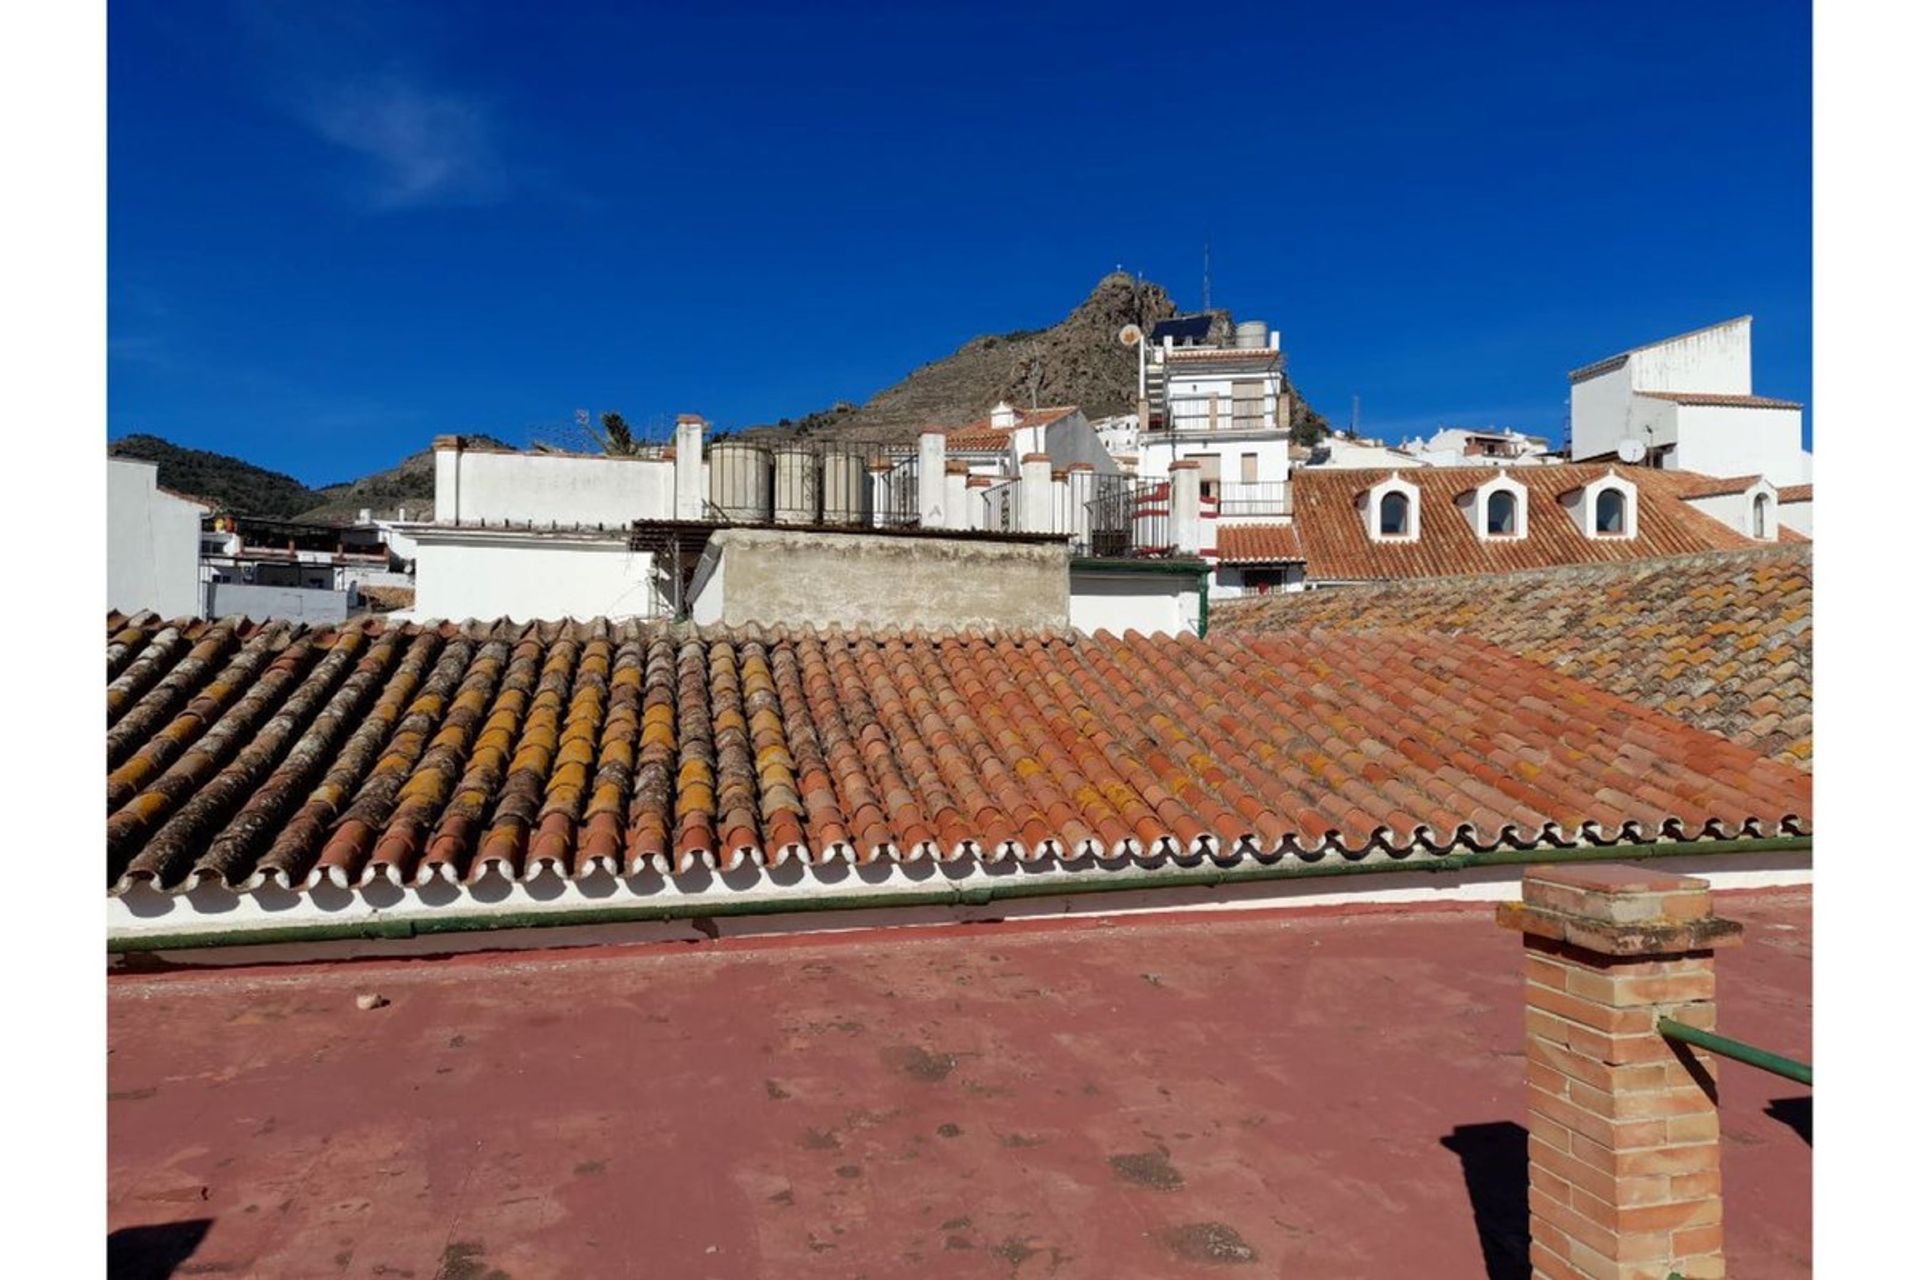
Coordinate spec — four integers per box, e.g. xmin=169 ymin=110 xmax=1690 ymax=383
xmin=979 ymin=473 xmax=1174 ymax=559
xmin=1216 ymin=481 xmax=1292 ymax=516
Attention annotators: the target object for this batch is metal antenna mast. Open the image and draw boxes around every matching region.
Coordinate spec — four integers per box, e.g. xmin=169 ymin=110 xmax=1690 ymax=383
xmin=1202 ymin=238 xmax=1212 ymax=313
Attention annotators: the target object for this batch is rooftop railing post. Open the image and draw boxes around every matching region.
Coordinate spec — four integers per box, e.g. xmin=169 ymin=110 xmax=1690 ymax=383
xmin=1497 ymin=865 xmax=1743 ymax=1280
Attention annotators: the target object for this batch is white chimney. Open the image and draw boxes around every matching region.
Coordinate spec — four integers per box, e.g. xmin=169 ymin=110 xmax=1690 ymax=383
xmin=989 ymin=401 xmax=1020 ymax=430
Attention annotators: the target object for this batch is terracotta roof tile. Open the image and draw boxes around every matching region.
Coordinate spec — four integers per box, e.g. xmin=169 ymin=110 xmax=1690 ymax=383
xmin=942 ymin=405 xmax=1079 ymax=451
xmin=107 ymin=612 xmax=1810 ymax=897
xmin=1676 ymin=474 xmax=1765 ymax=499
xmin=1213 ymin=546 xmax=1811 ymax=769
xmin=1289 ymin=464 xmax=1786 ymax=582
xmin=1636 ymin=392 xmax=1803 ymax=410
xmin=1217 ymin=524 xmax=1305 ymax=564
xmin=1778 ymin=484 xmax=1812 ymax=503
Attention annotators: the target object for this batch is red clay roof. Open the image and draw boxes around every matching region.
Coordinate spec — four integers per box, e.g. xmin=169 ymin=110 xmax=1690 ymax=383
xmin=1636 ymin=392 xmax=1803 ymax=410
xmin=943 ymin=405 xmax=1079 ymax=451
xmin=1677 ymin=474 xmax=1764 ymax=499
xmin=1216 ymin=523 xmax=1305 ymax=564
xmin=1289 ymin=464 xmax=1786 ymax=582
xmin=1778 ymin=484 xmax=1812 ymax=503
xmin=1214 ymin=546 xmax=1812 ymax=769
xmin=105 ymin=614 xmax=1809 ymax=896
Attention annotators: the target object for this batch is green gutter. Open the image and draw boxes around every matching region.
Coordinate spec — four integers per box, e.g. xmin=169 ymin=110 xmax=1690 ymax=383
xmin=109 ymin=836 xmax=1809 ymax=954
xmin=1068 ymin=556 xmax=1209 ymax=577
xmin=1658 ymin=1017 xmax=1813 ymax=1087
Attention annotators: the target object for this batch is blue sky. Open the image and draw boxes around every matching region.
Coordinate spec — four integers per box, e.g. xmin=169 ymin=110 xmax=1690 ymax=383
xmin=109 ymin=0 xmax=1811 ymax=485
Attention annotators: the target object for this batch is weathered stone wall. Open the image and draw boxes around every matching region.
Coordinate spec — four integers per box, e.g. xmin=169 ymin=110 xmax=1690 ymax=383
xmin=689 ymin=527 xmax=1068 ymax=630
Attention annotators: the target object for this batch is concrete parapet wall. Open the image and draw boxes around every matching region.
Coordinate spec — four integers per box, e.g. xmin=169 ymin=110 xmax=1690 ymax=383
xmin=689 ymin=527 xmax=1069 ymax=629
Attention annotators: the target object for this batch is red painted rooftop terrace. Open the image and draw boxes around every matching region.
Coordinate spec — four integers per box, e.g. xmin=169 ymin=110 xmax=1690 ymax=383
xmin=107 ymin=891 xmax=1811 ymax=1278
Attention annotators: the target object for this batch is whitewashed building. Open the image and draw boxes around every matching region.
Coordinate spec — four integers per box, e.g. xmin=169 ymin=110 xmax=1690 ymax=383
xmin=108 ymin=457 xmax=209 ymax=617
xmin=1401 ymin=426 xmax=1554 ymax=467
xmin=1135 ymin=317 xmax=1293 ymax=520
xmin=1569 ymin=316 xmax=1811 ymax=489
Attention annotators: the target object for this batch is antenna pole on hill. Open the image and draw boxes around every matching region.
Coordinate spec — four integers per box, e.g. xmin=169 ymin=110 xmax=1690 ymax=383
xmin=1202 ymin=238 xmax=1212 ymax=313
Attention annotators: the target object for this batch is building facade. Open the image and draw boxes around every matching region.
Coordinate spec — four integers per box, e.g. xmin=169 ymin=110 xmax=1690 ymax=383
xmin=1569 ymin=316 xmax=1811 ymax=489
xmin=107 ymin=457 xmax=208 ymax=617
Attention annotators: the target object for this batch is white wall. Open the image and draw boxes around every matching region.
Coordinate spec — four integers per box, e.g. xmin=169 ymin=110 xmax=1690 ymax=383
xmin=1301 ymin=437 xmax=1428 ymax=470
xmin=1570 ymin=364 xmax=1636 ymax=462
xmin=1068 ymin=568 xmax=1200 ymax=636
xmin=411 ymin=530 xmax=662 ymax=621
xmin=1667 ymin=403 xmax=1811 ymax=488
xmin=1628 ymin=318 xmax=1752 ymax=396
xmin=435 ymin=445 xmax=674 ymax=528
xmin=1138 ymin=434 xmax=1291 ymax=484
xmin=1778 ymin=498 xmax=1812 ymax=537
xmin=108 ymin=458 xmax=204 ymax=617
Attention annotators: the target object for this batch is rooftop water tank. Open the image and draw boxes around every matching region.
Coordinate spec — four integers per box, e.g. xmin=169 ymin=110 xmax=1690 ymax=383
xmin=1234 ymin=320 xmax=1270 ymax=349
xmin=707 ymin=442 xmax=774 ymax=523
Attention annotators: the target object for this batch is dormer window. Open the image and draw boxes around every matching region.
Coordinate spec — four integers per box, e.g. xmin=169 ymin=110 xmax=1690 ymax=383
xmin=1751 ymin=492 xmax=1772 ymax=539
xmin=1560 ymin=471 xmax=1639 ymax=540
xmin=1487 ymin=490 xmax=1518 ymax=535
xmin=1595 ymin=487 xmax=1627 ymax=535
xmin=1380 ymin=492 xmax=1410 ymax=535
xmin=1459 ymin=474 xmax=1527 ymax=541
xmin=1361 ymin=474 xmax=1421 ymax=542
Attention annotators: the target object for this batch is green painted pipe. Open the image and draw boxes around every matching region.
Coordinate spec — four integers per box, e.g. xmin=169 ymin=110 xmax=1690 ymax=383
xmin=107 ymin=836 xmax=1810 ymax=955
xmin=1658 ymin=1016 xmax=1812 ymax=1087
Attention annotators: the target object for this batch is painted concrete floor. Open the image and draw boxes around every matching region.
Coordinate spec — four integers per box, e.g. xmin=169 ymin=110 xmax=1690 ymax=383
xmin=108 ymin=889 xmax=1812 ymax=1279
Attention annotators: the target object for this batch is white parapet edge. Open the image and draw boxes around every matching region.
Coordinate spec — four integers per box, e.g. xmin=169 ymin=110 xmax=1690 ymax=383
xmin=107 ymin=848 xmax=1812 ymax=968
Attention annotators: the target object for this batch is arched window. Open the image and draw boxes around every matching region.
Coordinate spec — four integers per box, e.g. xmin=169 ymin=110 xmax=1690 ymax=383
xmin=1595 ymin=487 xmax=1626 ymax=535
xmin=1380 ymin=491 xmax=1410 ymax=536
xmin=1751 ymin=492 xmax=1770 ymax=537
xmin=1487 ymin=489 xmax=1518 ymax=536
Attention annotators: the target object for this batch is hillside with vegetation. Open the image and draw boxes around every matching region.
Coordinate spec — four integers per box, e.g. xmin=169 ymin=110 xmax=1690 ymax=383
xmin=108 ymin=433 xmax=511 ymax=523
xmin=742 ymin=271 xmax=1329 ymax=445
xmin=109 ymin=434 xmax=321 ymax=517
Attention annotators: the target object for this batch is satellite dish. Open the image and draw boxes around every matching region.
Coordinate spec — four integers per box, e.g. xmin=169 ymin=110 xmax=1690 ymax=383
xmin=1617 ymin=437 xmax=1648 ymax=464
xmin=1118 ymin=324 xmax=1143 ymax=348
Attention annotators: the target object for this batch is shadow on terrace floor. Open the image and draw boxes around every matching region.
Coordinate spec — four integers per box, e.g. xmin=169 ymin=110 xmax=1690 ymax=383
xmin=1441 ymin=1121 xmax=1530 ymax=1280
xmin=107 ymin=1218 xmax=212 ymax=1279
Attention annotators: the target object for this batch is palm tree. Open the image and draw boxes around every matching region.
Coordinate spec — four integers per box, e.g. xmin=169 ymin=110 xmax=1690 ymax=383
xmin=585 ymin=410 xmax=641 ymax=456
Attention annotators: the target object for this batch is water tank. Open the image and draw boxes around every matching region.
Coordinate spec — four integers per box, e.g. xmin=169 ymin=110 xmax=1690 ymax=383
xmin=707 ymin=442 xmax=773 ymax=523
xmin=772 ymin=449 xmax=820 ymax=525
xmin=1234 ymin=320 xmax=1270 ymax=349
xmin=818 ymin=449 xmax=874 ymax=527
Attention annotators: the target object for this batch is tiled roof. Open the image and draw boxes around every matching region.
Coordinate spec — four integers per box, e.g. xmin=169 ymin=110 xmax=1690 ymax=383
xmin=1289 ymin=464 xmax=1785 ymax=582
xmin=1213 ymin=546 xmax=1811 ymax=769
xmin=104 ymin=613 xmax=1809 ymax=897
xmin=1217 ymin=523 xmax=1305 ymax=564
xmin=1778 ymin=484 xmax=1812 ymax=503
xmin=1677 ymin=474 xmax=1764 ymax=499
xmin=943 ymin=405 xmax=1079 ymax=452
xmin=1165 ymin=348 xmax=1279 ymax=363
xmin=1636 ymin=392 xmax=1803 ymax=410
